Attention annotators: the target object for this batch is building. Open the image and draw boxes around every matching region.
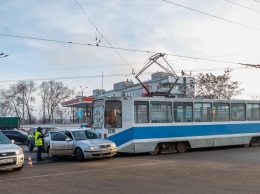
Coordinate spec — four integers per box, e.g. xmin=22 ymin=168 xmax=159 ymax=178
xmin=62 ymin=96 xmax=95 ymax=124
xmin=62 ymin=72 xmax=195 ymax=124
xmin=93 ymin=71 xmax=195 ymax=98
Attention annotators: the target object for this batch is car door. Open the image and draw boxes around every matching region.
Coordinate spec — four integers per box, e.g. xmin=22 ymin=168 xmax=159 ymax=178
xmin=49 ymin=131 xmax=74 ymax=156
xmin=63 ymin=131 xmax=75 ymax=156
xmin=11 ymin=131 xmax=19 ymax=142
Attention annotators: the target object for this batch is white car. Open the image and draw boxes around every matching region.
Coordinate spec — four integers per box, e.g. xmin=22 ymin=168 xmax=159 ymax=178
xmin=44 ymin=128 xmax=117 ymax=162
xmin=0 ymin=132 xmax=24 ymax=171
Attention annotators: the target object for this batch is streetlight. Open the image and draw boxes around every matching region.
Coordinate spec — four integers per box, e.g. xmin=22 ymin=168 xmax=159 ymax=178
xmin=80 ymin=86 xmax=88 ymax=97
xmin=79 ymin=86 xmax=87 ymax=124
xmin=0 ymin=53 xmax=8 ymax=58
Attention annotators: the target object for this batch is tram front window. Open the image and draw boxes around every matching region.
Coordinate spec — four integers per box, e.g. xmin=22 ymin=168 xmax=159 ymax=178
xmin=105 ymin=101 xmax=122 ymax=128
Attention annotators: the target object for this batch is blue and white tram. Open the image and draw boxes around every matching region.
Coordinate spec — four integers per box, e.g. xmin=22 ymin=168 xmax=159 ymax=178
xmin=91 ymin=96 xmax=260 ymax=155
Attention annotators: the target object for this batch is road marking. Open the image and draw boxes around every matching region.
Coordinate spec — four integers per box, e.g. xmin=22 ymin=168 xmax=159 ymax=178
xmin=123 ymin=158 xmax=175 ymax=162
xmin=0 ymin=160 xmax=176 ymax=182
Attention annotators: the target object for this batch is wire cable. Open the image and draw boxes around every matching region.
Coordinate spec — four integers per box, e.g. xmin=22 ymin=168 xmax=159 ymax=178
xmin=74 ymin=0 xmax=135 ymax=74
xmin=0 ymin=53 xmax=249 ymax=76
xmin=0 ymin=33 xmax=242 ymax=65
xmin=162 ymin=0 xmax=260 ymax=31
xmin=0 ymin=66 xmax=257 ymax=83
xmin=0 ymin=73 xmax=135 ymax=83
xmin=224 ymin=0 xmax=260 ymax=13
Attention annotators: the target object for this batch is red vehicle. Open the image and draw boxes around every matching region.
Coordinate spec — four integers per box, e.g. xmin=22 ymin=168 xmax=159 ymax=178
xmin=18 ymin=128 xmax=27 ymax=133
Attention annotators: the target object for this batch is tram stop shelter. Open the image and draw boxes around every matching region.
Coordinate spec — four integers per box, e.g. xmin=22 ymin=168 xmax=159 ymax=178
xmin=62 ymin=96 xmax=96 ymax=123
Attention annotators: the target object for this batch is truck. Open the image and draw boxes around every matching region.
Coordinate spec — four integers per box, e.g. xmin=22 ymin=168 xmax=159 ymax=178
xmin=0 ymin=117 xmax=20 ymax=130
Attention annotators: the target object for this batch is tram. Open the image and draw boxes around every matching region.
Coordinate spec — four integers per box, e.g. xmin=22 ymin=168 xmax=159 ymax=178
xmin=91 ymin=96 xmax=260 ymax=155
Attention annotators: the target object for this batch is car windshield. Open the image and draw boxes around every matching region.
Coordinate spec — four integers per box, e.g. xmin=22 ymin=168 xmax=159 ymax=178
xmin=71 ymin=130 xmax=99 ymax=141
xmin=0 ymin=133 xmax=11 ymax=144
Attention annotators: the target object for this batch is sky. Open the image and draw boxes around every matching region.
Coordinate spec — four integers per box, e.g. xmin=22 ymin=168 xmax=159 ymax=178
xmin=1 ymin=0 xmax=260 ymax=100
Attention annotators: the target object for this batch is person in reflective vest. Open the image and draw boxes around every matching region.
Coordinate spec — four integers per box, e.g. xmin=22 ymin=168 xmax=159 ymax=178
xmin=35 ymin=127 xmax=45 ymax=161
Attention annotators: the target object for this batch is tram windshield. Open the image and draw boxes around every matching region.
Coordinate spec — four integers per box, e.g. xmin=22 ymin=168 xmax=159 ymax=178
xmin=105 ymin=100 xmax=122 ymax=128
xmin=92 ymin=100 xmax=104 ymax=129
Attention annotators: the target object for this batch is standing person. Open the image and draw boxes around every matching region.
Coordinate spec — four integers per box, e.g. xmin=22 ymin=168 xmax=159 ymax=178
xmin=35 ymin=127 xmax=45 ymax=161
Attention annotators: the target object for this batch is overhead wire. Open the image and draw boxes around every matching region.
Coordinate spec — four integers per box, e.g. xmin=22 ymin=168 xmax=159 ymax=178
xmin=0 ymin=73 xmax=134 ymax=83
xmin=2 ymin=32 xmax=258 ymax=82
xmin=0 ymin=2 xmax=258 ymax=65
xmin=0 ymin=2 xmax=258 ymax=98
xmin=0 ymin=66 xmax=256 ymax=83
xmin=165 ymin=53 xmax=237 ymax=64
xmin=1 ymin=1 xmax=259 ymax=78
xmin=161 ymin=0 xmax=260 ymax=31
xmin=74 ymin=0 xmax=135 ymax=74
xmin=224 ymin=0 xmax=260 ymax=13
xmin=0 ymin=64 xmax=124 ymax=75
xmin=0 ymin=33 xmax=241 ymax=65
xmin=0 ymin=66 xmax=258 ymax=97
xmin=0 ymin=52 xmax=248 ymax=76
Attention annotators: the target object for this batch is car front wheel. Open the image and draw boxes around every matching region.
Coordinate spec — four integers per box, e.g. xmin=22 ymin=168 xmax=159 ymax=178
xmin=28 ymin=142 xmax=34 ymax=151
xmin=75 ymin=148 xmax=84 ymax=162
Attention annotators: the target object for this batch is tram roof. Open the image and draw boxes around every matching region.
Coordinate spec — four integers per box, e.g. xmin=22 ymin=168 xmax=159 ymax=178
xmin=98 ymin=96 xmax=260 ymax=103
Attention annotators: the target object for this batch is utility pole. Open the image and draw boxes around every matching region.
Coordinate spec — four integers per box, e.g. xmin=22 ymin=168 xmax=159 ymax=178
xmin=101 ymin=72 xmax=103 ymax=97
xmin=21 ymin=86 xmax=25 ymax=124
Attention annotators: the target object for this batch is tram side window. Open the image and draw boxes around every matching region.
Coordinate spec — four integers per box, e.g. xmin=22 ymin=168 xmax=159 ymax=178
xmin=231 ymin=103 xmax=246 ymax=121
xmin=247 ymin=104 xmax=260 ymax=120
xmin=151 ymin=101 xmax=172 ymax=123
xmin=134 ymin=101 xmax=149 ymax=123
xmin=105 ymin=101 xmax=122 ymax=128
xmin=194 ymin=103 xmax=212 ymax=122
xmin=213 ymin=103 xmax=230 ymax=121
xmin=174 ymin=102 xmax=193 ymax=122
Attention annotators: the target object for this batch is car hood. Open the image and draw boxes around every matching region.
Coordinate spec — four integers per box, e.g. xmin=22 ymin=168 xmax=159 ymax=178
xmin=0 ymin=144 xmax=20 ymax=152
xmin=77 ymin=139 xmax=114 ymax=146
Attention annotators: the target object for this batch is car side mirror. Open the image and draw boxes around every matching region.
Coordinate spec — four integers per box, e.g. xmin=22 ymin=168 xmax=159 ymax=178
xmin=11 ymin=139 xmax=15 ymax=144
xmin=65 ymin=137 xmax=72 ymax=141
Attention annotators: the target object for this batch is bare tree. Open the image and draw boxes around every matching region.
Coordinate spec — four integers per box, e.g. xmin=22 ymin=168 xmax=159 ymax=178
xmin=54 ymin=107 xmax=70 ymax=123
xmin=39 ymin=80 xmax=73 ymax=123
xmin=193 ymin=69 xmax=244 ymax=99
xmin=16 ymin=81 xmax=37 ymax=124
xmin=0 ymin=89 xmax=20 ymax=116
xmin=0 ymin=81 xmax=36 ymax=122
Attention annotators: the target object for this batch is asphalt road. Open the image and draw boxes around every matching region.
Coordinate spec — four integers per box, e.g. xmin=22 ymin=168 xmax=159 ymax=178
xmin=0 ymin=144 xmax=260 ymax=194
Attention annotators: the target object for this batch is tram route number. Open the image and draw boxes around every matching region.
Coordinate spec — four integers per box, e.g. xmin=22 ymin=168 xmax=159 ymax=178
xmin=108 ymin=128 xmax=115 ymax=133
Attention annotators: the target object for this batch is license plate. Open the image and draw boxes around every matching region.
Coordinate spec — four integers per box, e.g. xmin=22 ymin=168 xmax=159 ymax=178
xmin=102 ymin=149 xmax=111 ymax=154
xmin=0 ymin=158 xmax=13 ymax=164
